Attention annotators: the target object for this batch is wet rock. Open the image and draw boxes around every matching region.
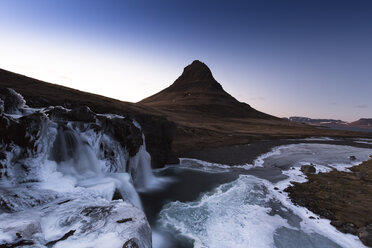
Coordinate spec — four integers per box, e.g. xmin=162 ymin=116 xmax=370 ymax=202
xmin=0 ymin=88 xmax=26 ymax=114
xmin=112 ymin=189 xmax=123 ymax=200
xmin=100 ymin=117 xmax=143 ymax=156
xmin=46 ymin=105 xmax=96 ymax=123
xmin=0 ymin=112 xmax=48 ymax=154
xmin=69 ymin=106 xmax=96 ymax=123
xmin=117 ymin=218 xmax=133 ymax=224
xmin=331 ymin=221 xmax=358 ymax=235
xmin=123 ymin=238 xmax=139 ymax=248
xmin=135 ymin=114 xmax=179 ymax=168
xmin=350 ymin=155 xmax=356 ymax=160
xmin=0 ymin=239 xmax=34 ymax=248
xmin=0 ymin=98 xmax=4 ymax=115
xmin=45 ymin=106 xmax=69 ymax=120
xmin=273 ymin=187 xmax=279 ymax=190
xmin=358 ymin=224 xmax=372 ymax=247
xmin=301 ymin=164 xmax=316 ymax=174
xmin=46 ymin=230 xmax=76 ymax=246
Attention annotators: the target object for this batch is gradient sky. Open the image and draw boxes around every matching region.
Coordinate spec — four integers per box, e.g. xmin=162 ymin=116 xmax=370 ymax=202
xmin=0 ymin=0 xmax=371 ymax=121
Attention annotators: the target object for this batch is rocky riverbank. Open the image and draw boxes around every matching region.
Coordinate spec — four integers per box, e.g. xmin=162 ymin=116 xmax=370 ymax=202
xmin=285 ymin=157 xmax=372 ymax=246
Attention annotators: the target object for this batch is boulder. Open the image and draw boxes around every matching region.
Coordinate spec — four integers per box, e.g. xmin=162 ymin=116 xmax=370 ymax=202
xmin=358 ymin=224 xmax=372 ymax=247
xmin=301 ymin=164 xmax=316 ymax=174
xmin=46 ymin=106 xmax=96 ymax=123
xmin=0 ymin=112 xmax=47 ymax=152
xmin=0 ymin=88 xmax=26 ymax=114
xmin=69 ymin=106 xmax=96 ymax=123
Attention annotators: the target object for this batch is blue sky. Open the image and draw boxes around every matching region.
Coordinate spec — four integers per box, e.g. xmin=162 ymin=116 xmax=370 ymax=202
xmin=0 ymin=0 xmax=371 ymax=121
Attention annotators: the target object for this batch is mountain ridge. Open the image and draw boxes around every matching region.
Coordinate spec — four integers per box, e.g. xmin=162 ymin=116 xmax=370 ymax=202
xmin=288 ymin=116 xmax=372 ymax=131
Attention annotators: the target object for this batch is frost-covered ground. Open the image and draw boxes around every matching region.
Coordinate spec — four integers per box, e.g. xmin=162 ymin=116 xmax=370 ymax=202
xmin=156 ymin=143 xmax=372 ymax=248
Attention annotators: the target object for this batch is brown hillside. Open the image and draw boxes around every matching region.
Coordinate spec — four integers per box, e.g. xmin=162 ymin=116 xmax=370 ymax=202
xmin=140 ymin=60 xmax=274 ymax=119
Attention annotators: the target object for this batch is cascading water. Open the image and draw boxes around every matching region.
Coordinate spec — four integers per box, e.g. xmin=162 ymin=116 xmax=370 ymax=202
xmin=129 ymin=121 xmax=168 ymax=192
xmin=52 ymin=125 xmax=102 ymax=177
xmin=0 ymin=89 xmax=153 ymax=247
xmin=49 ymin=124 xmax=143 ymax=208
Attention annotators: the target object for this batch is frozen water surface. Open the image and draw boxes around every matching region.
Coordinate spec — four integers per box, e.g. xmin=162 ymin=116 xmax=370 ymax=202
xmin=155 ymin=143 xmax=372 ymax=248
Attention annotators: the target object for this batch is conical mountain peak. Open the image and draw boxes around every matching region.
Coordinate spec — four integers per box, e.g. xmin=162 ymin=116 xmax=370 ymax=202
xmin=139 ymin=60 xmax=275 ymax=120
xmin=178 ymin=60 xmax=214 ymax=82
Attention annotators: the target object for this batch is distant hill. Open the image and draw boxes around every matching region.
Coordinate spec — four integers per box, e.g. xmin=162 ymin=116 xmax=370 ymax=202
xmin=288 ymin=116 xmax=372 ymax=132
xmin=349 ymin=118 xmax=372 ymax=129
xmin=140 ymin=60 xmax=275 ymax=119
xmin=288 ymin=117 xmax=347 ymax=126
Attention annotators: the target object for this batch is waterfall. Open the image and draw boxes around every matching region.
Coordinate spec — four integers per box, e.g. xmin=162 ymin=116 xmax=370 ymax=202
xmin=51 ymin=125 xmax=102 ymax=177
xmin=50 ymin=124 xmax=142 ymax=209
xmin=0 ymin=90 xmax=153 ymax=248
xmin=129 ymin=121 xmax=165 ymax=192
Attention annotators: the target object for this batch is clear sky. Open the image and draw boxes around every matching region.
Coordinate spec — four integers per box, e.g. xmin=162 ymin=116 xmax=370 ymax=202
xmin=0 ymin=0 xmax=371 ymax=121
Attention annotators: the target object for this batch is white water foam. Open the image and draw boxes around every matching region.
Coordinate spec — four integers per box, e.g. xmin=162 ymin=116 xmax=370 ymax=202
xmin=178 ymin=145 xmax=294 ymax=172
xmin=159 ymin=143 xmax=372 ymax=248
xmin=159 ymin=175 xmax=291 ymax=248
xmin=302 ymin=137 xmax=336 ymax=141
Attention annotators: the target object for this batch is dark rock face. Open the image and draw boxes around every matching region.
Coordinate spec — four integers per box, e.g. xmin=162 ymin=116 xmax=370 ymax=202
xmin=0 ymin=112 xmax=48 ymax=154
xmin=69 ymin=106 xmax=96 ymax=123
xmin=0 ymin=88 xmax=26 ymax=114
xmin=46 ymin=106 xmax=96 ymax=123
xmin=99 ymin=117 xmax=143 ymax=157
xmin=135 ymin=114 xmax=179 ymax=168
xmin=300 ymin=165 xmax=316 ymax=174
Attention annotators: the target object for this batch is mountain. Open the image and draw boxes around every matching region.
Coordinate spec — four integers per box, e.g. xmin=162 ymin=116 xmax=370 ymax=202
xmin=140 ymin=60 xmax=274 ymax=119
xmin=1 ymin=62 xmax=370 ymax=158
xmin=349 ymin=118 xmax=372 ymax=129
xmin=288 ymin=116 xmax=372 ymax=133
xmin=288 ymin=116 xmax=347 ymax=126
